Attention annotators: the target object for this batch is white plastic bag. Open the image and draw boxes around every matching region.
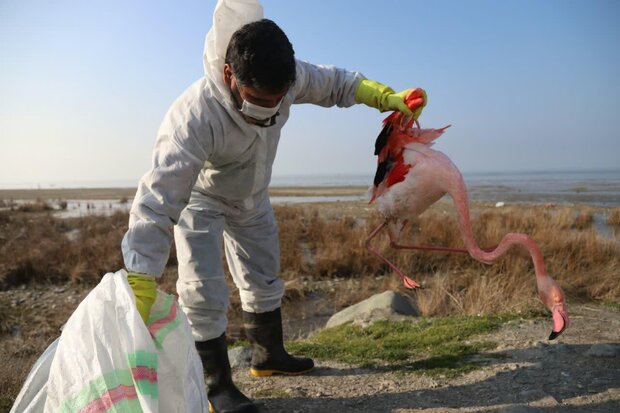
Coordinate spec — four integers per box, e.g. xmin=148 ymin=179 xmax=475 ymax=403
xmin=11 ymin=270 xmax=208 ymax=412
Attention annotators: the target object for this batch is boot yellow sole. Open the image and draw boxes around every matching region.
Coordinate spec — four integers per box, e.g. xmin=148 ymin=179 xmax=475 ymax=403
xmin=250 ymin=366 xmax=314 ymax=377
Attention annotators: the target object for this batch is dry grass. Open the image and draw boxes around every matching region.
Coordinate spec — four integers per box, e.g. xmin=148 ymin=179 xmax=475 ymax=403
xmin=1 ymin=203 xmax=618 ymax=306
xmin=547 ymin=207 xmax=594 ymax=231
xmin=1 ymin=202 xmax=619 ymax=407
xmin=0 ymin=286 xmax=85 ymax=410
xmin=0 ymin=348 xmax=33 ymax=411
xmin=0 ymin=201 xmax=620 ymax=304
xmin=268 ymin=203 xmax=620 ymax=317
xmin=0 ymin=210 xmax=127 ymax=287
xmin=608 ymin=208 xmax=620 ymax=226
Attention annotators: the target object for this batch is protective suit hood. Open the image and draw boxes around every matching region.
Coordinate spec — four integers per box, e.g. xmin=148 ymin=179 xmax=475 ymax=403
xmin=203 ymin=0 xmax=263 ymax=112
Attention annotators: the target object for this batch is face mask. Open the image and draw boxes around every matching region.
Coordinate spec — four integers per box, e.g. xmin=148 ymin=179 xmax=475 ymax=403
xmin=234 ymin=83 xmax=282 ymax=126
xmin=240 ymin=98 xmax=282 ymax=121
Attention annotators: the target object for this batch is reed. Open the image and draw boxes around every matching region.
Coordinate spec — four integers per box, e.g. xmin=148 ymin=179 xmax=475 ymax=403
xmin=1 ymin=203 xmax=618 ymax=306
xmin=1 ymin=202 xmax=619 ymax=407
xmin=273 ymin=203 xmax=620 ymax=309
xmin=608 ymin=208 xmax=620 ymax=226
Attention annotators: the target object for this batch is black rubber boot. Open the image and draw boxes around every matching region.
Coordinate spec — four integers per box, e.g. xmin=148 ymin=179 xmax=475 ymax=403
xmin=243 ymin=308 xmax=314 ymax=377
xmin=196 ymin=333 xmax=258 ymax=413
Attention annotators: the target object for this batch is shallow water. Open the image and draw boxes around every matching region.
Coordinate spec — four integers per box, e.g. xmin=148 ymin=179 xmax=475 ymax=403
xmin=270 ymin=195 xmax=366 ymax=204
xmin=0 ymin=199 xmax=132 ymax=218
xmin=275 ymin=170 xmax=620 ymax=207
xmin=592 ymin=213 xmax=619 ymax=239
xmin=3 ymin=169 xmax=618 ymax=219
xmin=53 ymin=199 xmax=131 ymax=219
xmin=38 ymin=197 xmax=366 ymax=219
xmin=465 ymin=175 xmax=620 ymax=207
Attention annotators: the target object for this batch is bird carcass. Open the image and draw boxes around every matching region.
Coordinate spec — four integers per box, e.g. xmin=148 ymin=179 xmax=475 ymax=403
xmin=365 ymin=91 xmax=569 ymax=340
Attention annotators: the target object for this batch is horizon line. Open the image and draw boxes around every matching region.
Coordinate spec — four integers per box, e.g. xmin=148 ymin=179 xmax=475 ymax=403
xmin=1 ymin=168 xmax=619 ymax=190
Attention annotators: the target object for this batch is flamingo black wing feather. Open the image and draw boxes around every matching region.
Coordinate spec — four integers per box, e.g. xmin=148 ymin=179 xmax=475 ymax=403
xmin=374 ymin=123 xmax=392 ymax=155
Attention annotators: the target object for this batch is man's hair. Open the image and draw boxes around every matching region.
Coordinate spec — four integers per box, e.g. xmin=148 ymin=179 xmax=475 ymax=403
xmin=225 ymin=19 xmax=296 ymax=92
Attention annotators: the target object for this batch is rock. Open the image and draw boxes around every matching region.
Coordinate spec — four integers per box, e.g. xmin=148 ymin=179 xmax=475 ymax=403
xmin=495 ymin=202 xmax=505 ymax=208
xmin=534 ymin=341 xmax=549 ymax=348
xmin=228 ymin=346 xmax=252 ymax=368
xmin=533 ymin=395 xmax=560 ymax=407
xmin=519 ymin=389 xmax=546 ymax=400
xmin=584 ymin=343 xmax=620 ymax=358
xmin=325 ymin=291 xmax=419 ymax=329
xmin=498 ymin=406 xmax=531 ymax=413
xmin=64 ymin=229 xmax=81 ymax=241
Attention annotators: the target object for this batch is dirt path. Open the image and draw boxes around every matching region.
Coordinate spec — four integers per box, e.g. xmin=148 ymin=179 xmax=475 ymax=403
xmin=2 ymin=292 xmax=618 ymax=412
xmin=233 ymin=304 xmax=620 ymax=412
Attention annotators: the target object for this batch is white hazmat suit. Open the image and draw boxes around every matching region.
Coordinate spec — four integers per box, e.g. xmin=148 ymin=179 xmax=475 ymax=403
xmin=121 ymin=0 xmax=365 ymax=341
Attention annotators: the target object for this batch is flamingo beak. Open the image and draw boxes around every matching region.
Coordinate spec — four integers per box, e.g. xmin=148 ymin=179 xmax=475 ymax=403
xmin=548 ymin=304 xmax=569 ymax=340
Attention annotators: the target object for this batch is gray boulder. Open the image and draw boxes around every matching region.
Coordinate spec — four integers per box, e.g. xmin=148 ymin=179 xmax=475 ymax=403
xmin=325 ymin=290 xmax=419 ymax=329
xmin=228 ymin=346 xmax=252 ymax=368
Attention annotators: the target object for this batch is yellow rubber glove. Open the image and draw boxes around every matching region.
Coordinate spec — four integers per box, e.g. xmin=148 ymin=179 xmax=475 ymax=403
xmin=127 ymin=273 xmax=157 ymax=324
xmin=355 ymin=79 xmax=426 ymax=119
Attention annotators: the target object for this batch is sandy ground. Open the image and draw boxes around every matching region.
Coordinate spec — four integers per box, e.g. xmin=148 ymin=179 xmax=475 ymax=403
xmin=2 ymin=188 xmax=619 ymax=412
xmin=0 ymin=187 xmax=139 ymax=201
xmin=234 ymin=303 xmax=620 ymax=413
xmin=0 ymin=186 xmax=368 ymax=201
xmin=3 ymin=287 xmax=618 ymax=413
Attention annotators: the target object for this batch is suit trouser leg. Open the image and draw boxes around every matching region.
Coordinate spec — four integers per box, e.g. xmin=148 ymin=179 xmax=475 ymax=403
xmin=174 ymin=196 xmax=229 ymax=342
xmin=223 ymin=196 xmax=312 ymax=376
xmin=223 ymin=195 xmax=284 ymax=314
xmin=175 ymin=191 xmax=284 ymax=340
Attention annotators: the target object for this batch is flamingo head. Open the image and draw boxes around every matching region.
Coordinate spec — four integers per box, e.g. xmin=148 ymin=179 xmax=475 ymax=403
xmin=539 ymin=278 xmax=570 ymax=340
xmin=404 ymin=88 xmax=427 ymax=112
xmin=548 ymin=302 xmax=569 ymax=340
xmin=383 ymin=88 xmax=428 ymax=131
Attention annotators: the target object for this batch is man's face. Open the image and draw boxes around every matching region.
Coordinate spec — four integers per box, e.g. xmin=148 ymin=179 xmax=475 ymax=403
xmin=223 ymin=64 xmax=288 ymax=110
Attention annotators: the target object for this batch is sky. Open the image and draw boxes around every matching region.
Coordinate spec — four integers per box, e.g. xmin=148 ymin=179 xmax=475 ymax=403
xmin=1 ymin=0 xmax=619 ymax=188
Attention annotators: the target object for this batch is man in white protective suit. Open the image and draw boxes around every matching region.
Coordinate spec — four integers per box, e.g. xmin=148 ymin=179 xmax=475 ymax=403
xmin=121 ymin=3 xmax=426 ymax=413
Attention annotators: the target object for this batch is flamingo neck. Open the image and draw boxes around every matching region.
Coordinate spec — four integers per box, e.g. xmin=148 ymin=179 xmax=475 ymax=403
xmin=450 ymin=179 xmax=548 ymax=280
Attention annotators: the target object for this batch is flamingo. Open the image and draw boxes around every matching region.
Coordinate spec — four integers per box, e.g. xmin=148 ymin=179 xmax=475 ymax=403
xmin=365 ymin=90 xmax=569 ymax=340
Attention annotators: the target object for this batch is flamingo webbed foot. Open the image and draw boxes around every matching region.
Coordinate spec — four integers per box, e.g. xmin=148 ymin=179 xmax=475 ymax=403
xmin=548 ymin=330 xmax=562 ymax=340
xmin=403 ymin=276 xmax=422 ymax=289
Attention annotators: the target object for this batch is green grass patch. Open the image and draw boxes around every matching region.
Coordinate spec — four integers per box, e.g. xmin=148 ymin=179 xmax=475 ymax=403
xmin=229 ymin=339 xmax=250 ymax=349
xmin=251 ymin=388 xmax=291 ymax=399
xmin=0 ymin=397 xmax=14 ymax=413
xmin=602 ymin=301 xmax=620 ymax=311
xmin=286 ymin=314 xmax=522 ymax=378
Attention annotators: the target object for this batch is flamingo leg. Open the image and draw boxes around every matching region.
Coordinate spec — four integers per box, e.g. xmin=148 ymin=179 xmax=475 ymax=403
xmin=390 ymin=241 xmax=497 ymax=254
xmin=365 ymin=221 xmax=422 ymax=289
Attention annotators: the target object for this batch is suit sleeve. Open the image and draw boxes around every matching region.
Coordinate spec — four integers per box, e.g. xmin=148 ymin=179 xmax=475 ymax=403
xmin=292 ymin=59 xmax=365 ymax=108
xmin=121 ymin=101 xmax=213 ymax=278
